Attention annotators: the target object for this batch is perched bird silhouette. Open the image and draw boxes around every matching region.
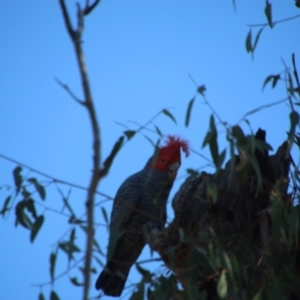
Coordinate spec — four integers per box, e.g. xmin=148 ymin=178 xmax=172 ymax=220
xmin=95 ymin=135 xmax=189 ymax=297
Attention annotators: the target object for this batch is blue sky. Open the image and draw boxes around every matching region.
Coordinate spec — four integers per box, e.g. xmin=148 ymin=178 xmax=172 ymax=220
xmin=0 ymin=1 xmax=299 ymax=299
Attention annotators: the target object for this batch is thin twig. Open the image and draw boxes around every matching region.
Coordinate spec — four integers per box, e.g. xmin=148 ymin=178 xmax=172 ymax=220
xmin=84 ymin=0 xmax=100 ymax=15
xmin=55 ymin=77 xmax=84 ymax=105
xmin=77 ymin=3 xmax=84 ymax=35
xmin=136 ymin=257 xmax=162 ymax=264
xmin=31 ymin=256 xmax=85 ymax=287
xmin=124 ymin=119 xmax=213 ymax=164
xmin=34 ymin=200 xmax=72 ymax=218
xmin=247 ymin=13 xmax=300 ymax=28
xmin=202 ymin=95 xmax=226 ymax=128
xmin=58 ymin=0 xmax=75 ymax=38
xmin=237 ymin=97 xmax=289 ymax=124
xmin=0 ymin=153 xmax=112 ymax=200
xmin=188 ymin=73 xmax=226 ymax=128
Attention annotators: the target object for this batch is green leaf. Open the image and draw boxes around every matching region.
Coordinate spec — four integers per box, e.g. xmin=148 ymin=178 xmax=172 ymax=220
xmin=94 ymin=255 xmax=105 ymax=267
xmin=162 ymin=109 xmax=177 ymax=124
xmin=206 ymin=115 xmax=219 ymax=168
xmin=217 ymin=271 xmax=227 ymax=299
xmin=130 ymin=281 xmax=144 ymax=300
xmin=186 ymin=168 xmax=199 ymax=177
xmin=136 ymin=263 xmax=151 ymax=279
xmin=0 ymin=195 xmax=11 ymax=215
xmin=93 ymin=238 xmax=104 ymax=255
xmin=253 ymin=27 xmax=264 ymax=53
xmin=290 ymin=111 xmax=299 ymax=132
xmin=59 ymin=241 xmax=81 ymax=261
xmin=38 ymin=293 xmax=45 ymax=300
xmin=100 ymin=136 xmax=124 ymax=178
xmin=68 ymin=215 xmax=83 ymax=224
xmin=185 ymin=97 xmax=195 ymax=127
xmin=50 ymin=252 xmax=57 ymax=281
xmin=287 ymin=72 xmax=295 ymax=96
xmin=248 ymin=153 xmax=263 ymax=188
xmin=26 ymin=199 xmax=38 ymax=219
xmin=13 ymin=166 xmax=23 ymax=194
xmin=218 ymin=149 xmax=226 ymax=169
xmin=150 ymin=275 xmax=173 ymax=299
xmin=231 ymin=125 xmax=246 ymax=143
xmin=62 ymin=195 xmax=76 ymax=218
xmin=124 ymin=130 xmax=136 ymax=140
xmin=30 ymin=215 xmax=44 ymax=242
xmin=154 ymin=125 xmax=163 ymax=137
xmin=270 ymin=192 xmax=283 ymax=242
xmin=70 ymin=228 xmax=76 ymax=244
xmin=264 ymin=0 xmax=273 ymax=28
xmin=70 ymin=277 xmax=83 ymax=286
xmin=252 ymin=291 xmax=262 ymax=300
xmin=262 ymin=74 xmax=281 ymax=90
xmin=202 ymin=115 xmax=217 ymax=148
xmin=288 ymin=111 xmax=300 ymax=153
xmin=50 ymin=291 xmax=60 ymax=300
xmin=206 ymin=182 xmax=218 ymax=204
xmin=179 ymin=227 xmax=185 ymax=242
xmin=101 ymin=206 xmax=109 ymax=224
xmin=222 ymin=253 xmax=233 ymax=282
xmin=143 ymin=135 xmax=156 ymax=147
xmin=231 ymin=0 xmax=237 ymax=12
xmin=27 ymin=178 xmax=46 ymax=200
xmin=253 ymin=138 xmax=273 ymax=154
xmin=197 ymin=85 xmax=206 ymax=96
xmin=245 ymin=29 xmax=252 ymax=53
xmin=15 ymin=201 xmax=33 ymax=229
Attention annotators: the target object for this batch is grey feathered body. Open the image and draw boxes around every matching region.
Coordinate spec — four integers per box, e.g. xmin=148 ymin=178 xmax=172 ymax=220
xmin=95 ymin=160 xmax=174 ymax=296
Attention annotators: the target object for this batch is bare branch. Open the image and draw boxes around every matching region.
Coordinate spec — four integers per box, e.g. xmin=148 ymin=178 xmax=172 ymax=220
xmin=247 ymin=13 xmax=300 ymax=28
xmin=58 ymin=1 xmax=101 ymax=299
xmin=76 ymin=3 xmax=84 ymax=35
xmin=0 ymin=153 xmax=112 ymax=200
xmin=188 ymin=73 xmax=226 ymax=129
xmin=237 ymin=97 xmax=289 ymax=124
xmin=34 ymin=200 xmax=73 ymax=218
xmin=55 ymin=77 xmax=84 ymax=105
xmin=58 ymin=0 xmax=75 ymax=39
xmin=125 ymin=119 xmax=213 ymax=164
xmin=84 ymin=0 xmax=100 ymax=16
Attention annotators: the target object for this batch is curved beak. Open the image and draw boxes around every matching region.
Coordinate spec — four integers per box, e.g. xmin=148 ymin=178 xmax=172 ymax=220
xmin=168 ymin=162 xmax=180 ymax=180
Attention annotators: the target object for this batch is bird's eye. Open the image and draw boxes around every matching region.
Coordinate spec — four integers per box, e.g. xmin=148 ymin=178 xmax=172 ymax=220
xmin=161 ymin=159 xmax=166 ymax=164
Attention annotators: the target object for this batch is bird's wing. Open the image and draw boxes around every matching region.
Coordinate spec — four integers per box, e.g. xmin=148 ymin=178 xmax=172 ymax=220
xmin=106 ymin=172 xmax=142 ymax=258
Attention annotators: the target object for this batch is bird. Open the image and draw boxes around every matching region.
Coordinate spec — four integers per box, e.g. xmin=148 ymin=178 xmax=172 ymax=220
xmin=95 ymin=135 xmax=189 ymax=297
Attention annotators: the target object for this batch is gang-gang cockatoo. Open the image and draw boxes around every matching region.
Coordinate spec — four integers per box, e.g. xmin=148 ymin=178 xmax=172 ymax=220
xmin=95 ymin=135 xmax=189 ymax=296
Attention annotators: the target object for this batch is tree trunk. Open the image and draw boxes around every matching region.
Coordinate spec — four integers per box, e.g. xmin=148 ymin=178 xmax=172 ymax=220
xmin=144 ymin=129 xmax=300 ymax=299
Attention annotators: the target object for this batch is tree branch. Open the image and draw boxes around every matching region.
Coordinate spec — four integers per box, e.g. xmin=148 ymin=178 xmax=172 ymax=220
xmin=58 ymin=1 xmax=101 ymax=299
xmin=247 ymin=13 xmax=300 ymax=28
xmin=54 ymin=77 xmax=84 ymax=105
xmin=0 ymin=153 xmax=112 ymax=200
xmin=84 ymin=0 xmax=100 ymax=16
xmin=58 ymin=0 xmax=75 ymax=39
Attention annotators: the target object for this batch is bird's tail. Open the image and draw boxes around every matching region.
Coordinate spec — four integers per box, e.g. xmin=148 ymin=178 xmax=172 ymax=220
xmin=95 ymin=261 xmax=129 ymax=297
